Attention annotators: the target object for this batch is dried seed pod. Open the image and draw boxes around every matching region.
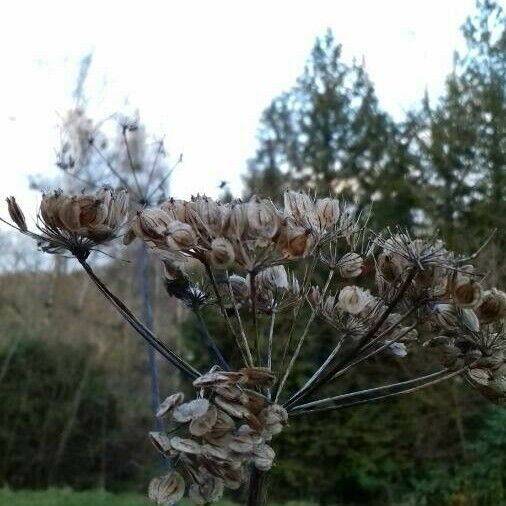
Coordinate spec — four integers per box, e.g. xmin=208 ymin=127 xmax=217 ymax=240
xmin=228 ymin=433 xmax=256 ymax=454
xmin=255 ymin=265 xmax=289 ymax=293
xmin=201 ymin=443 xmax=231 ymax=463
xmin=259 ymin=404 xmax=288 ymax=425
xmin=377 ymin=251 xmax=404 ymax=282
xmin=160 ymin=198 xmax=189 ymax=223
xmin=225 ymin=202 xmax=248 ymax=237
xmin=283 ymin=190 xmax=314 ymax=223
xmin=170 ymin=436 xmax=202 ymax=455
xmin=166 ymin=220 xmax=196 ymax=250
xmin=460 ymin=308 xmax=480 ymax=332
xmin=157 ymin=392 xmax=184 ymax=418
xmin=315 ymin=197 xmax=340 ymax=229
xmin=40 ymin=192 xmax=66 ymax=229
xmin=149 ymin=431 xmax=173 ymax=455
xmin=253 ymin=443 xmax=276 ymax=471
xmin=206 ymin=409 xmax=236 ymax=438
xmin=239 ymin=389 xmax=267 ymax=414
xmin=210 ymin=238 xmax=235 ymax=268
xmin=131 ymin=208 xmax=172 ymax=244
xmin=476 ymin=289 xmax=506 ymax=323
xmin=191 ymin=195 xmax=224 ymax=236
xmin=338 ymin=252 xmax=363 ymax=279
xmin=214 ymin=385 xmax=243 ymax=401
xmin=387 ymin=341 xmax=407 ymax=357
xmin=214 ymin=396 xmax=251 ymax=419
xmin=338 ymin=286 xmax=374 ymax=315
xmin=279 ymin=224 xmax=314 ymax=259
xmin=227 ymin=275 xmax=250 ymax=301
xmin=193 ymin=371 xmax=245 ymax=388
xmin=453 ymin=276 xmax=483 ymax=308
xmin=246 ymin=197 xmax=280 ymax=240
xmin=172 ymin=398 xmax=210 ymax=423
xmin=6 ymin=197 xmax=27 ymax=231
xmin=190 ymin=405 xmax=219 ymax=437
xmin=239 ymin=367 xmax=276 ymax=387
xmin=189 ymin=471 xmax=224 ymax=505
xmin=433 ymin=304 xmax=458 ymax=330
xmin=148 ymin=471 xmax=185 ymax=506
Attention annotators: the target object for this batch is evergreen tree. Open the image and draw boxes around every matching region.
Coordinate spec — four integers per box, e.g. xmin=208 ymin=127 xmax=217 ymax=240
xmin=245 ymin=30 xmax=420 ymax=229
xmin=415 ymin=0 xmax=505 ymax=250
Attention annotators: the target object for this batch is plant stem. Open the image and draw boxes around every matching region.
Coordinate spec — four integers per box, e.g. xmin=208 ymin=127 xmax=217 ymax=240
xmin=249 ymin=271 xmax=261 ymax=366
xmin=193 ymin=306 xmax=230 ymax=370
xmin=78 ymin=257 xmax=200 ymax=380
xmin=247 ymin=468 xmax=269 ymax=506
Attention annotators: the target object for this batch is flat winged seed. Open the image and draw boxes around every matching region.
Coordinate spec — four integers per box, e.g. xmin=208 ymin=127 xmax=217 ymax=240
xmin=238 ymin=367 xmax=276 ymax=386
xmin=149 ymin=431 xmax=172 ymax=455
xmin=254 ymin=456 xmax=274 ymax=471
xmin=148 ymin=471 xmax=185 ymax=506
xmin=189 ymin=475 xmax=224 ymax=505
xmin=469 ymin=368 xmax=490 ymax=386
xmin=228 ymin=434 xmax=255 ymax=453
xmin=170 ymin=436 xmax=202 ymax=455
xmin=254 ymin=443 xmax=275 ymax=460
xmin=172 ymin=398 xmax=210 ymax=422
xmin=202 ymin=443 xmax=231 ymax=462
xmin=240 ymin=389 xmax=267 ymax=413
xmin=260 ymin=404 xmax=288 ymax=425
xmin=190 ymin=405 xmax=218 ymax=436
xmin=193 ymin=371 xmax=244 ymax=388
xmin=214 ymin=396 xmax=251 ymax=419
xmin=157 ymin=392 xmax=184 ymax=418
xmin=215 ymin=385 xmax=243 ymax=401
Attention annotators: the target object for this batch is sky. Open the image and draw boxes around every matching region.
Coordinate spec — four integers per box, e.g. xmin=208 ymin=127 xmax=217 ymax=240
xmin=0 ymin=0 xmax=486 ymax=231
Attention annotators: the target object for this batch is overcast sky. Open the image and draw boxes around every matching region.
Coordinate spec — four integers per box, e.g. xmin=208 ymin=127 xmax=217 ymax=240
xmin=0 ymin=0 xmax=487 ymax=231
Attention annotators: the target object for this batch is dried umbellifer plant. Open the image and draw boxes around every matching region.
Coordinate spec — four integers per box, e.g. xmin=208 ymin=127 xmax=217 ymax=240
xmin=3 ymin=189 xmax=506 ymax=506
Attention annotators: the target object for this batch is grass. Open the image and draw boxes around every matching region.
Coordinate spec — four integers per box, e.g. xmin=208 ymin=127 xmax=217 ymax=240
xmin=0 ymin=488 xmax=320 ymax=506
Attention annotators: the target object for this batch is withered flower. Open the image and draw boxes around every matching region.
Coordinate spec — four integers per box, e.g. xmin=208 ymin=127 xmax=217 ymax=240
xmin=157 ymin=392 xmax=184 ymax=418
xmin=173 ymin=399 xmax=210 ymax=423
xmin=452 ymin=276 xmax=483 ymax=308
xmin=5 ymin=188 xmax=128 ymax=259
xmin=338 ymin=286 xmax=374 ymax=315
xmin=315 ymin=197 xmax=340 ymax=229
xmin=337 ymin=252 xmax=363 ymax=279
xmin=166 ymin=220 xmax=197 ymax=250
xmin=279 ymin=223 xmax=314 ymax=259
xmin=476 ymin=289 xmax=506 ymax=323
xmin=6 ymin=197 xmax=27 ymax=231
xmin=210 ymin=238 xmax=235 ymax=268
xmin=246 ymin=197 xmax=280 ymax=240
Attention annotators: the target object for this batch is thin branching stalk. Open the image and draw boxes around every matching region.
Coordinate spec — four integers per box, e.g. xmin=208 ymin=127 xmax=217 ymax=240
xmin=78 ymin=258 xmax=200 ymax=380
xmin=193 ymin=306 xmax=230 ymax=371
xmin=291 ymin=364 xmax=475 ymax=416
xmin=275 ymin=270 xmax=334 ymax=403
xmin=331 ymin=322 xmax=419 ymax=382
xmin=249 ymin=270 xmax=261 ymax=365
xmin=290 ymin=368 xmax=449 ymax=413
xmin=278 ymin=249 xmax=320 ymax=371
xmin=284 ymin=268 xmax=418 ymax=408
xmin=204 ymin=263 xmax=251 ymax=367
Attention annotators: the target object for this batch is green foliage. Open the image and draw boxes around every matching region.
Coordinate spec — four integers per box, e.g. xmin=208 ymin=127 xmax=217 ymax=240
xmin=0 ymin=335 xmax=119 ymax=489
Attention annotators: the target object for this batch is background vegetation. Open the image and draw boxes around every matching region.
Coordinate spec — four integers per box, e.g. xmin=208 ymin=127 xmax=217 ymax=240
xmin=0 ymin=1 xmax=504 ymax=504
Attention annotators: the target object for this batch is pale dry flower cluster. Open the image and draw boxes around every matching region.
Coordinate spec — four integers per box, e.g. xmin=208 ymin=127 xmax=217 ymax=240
xmin=4 ymin=189 xmax=506 ymax=506
xmin=148 ymin=367 xmax=286 ymax=505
